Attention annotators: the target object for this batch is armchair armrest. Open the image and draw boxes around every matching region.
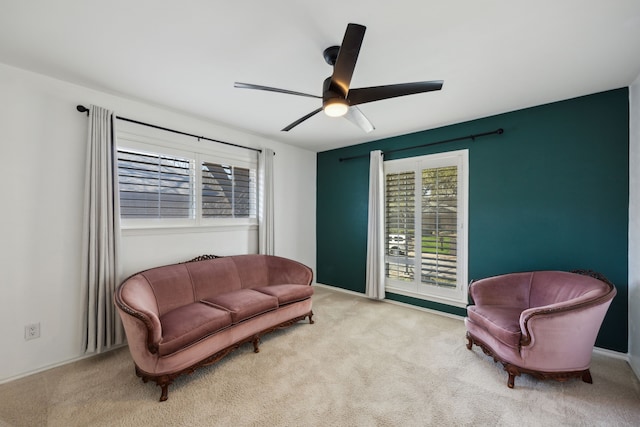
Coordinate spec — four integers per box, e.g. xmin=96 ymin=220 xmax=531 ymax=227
xmin=519 ymin=285 xmax=616 ymax=350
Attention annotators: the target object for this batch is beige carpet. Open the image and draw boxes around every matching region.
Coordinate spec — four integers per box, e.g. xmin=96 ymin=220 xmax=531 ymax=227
xmin=1 ymin=286 xmax=639 ymax=426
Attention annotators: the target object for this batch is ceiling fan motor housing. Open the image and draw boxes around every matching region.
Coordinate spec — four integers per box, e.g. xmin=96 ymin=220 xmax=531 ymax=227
xmin=322 ymin=76 xmax=346 ymax=100
xmin=322 ymin=76 xmax=349 ymax=117
xmin=323 ymin=46 xmax=340 ymax=66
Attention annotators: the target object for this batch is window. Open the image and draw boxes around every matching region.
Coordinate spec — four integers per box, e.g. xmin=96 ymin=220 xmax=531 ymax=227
xmin=116 ymin=127 xmax=257 ymax=228
xmin=384 ymin=150 xmax=468 ymax=307
xmin=118 ymin=150 xmax=194 ymax=219
xmin=201 ymin=162 xmax=256 ymax=218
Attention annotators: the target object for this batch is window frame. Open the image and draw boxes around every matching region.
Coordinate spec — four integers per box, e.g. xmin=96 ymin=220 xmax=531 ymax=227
xmin=383 ymin=149 xmax=469 ymax=308
xmin=116 ymin=124 xmax=258 ymax=231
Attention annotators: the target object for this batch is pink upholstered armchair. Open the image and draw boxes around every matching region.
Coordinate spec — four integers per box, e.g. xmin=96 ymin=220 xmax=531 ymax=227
xmin=465 ymin=270 xmax=616 ymax=388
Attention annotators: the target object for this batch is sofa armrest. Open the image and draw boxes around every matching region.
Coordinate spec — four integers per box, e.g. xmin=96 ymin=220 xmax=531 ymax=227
xmin=469 ymin=272 xmax=533 ymax=307
xmin=115 ymin=275 xmax=162 ymax=353
xmin=266 ymin=255 xmax=314 ymax=286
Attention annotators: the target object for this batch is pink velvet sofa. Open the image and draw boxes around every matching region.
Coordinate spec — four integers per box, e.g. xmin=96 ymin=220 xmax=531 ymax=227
xmin=115 ymin=254 xmax=314 ymax=401
xmin=465 ymin=270 xmax=616 ymax=388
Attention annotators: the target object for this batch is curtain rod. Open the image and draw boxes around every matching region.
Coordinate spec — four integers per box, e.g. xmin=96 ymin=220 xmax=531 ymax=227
xmin=76 ymin=105 xmax=262 ymax=154
xmin=338 ymin=128 xmax=504 ymax=162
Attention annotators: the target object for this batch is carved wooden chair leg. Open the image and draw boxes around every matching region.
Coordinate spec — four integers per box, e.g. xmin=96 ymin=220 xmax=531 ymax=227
xmin=507 ymin=374 xmax=515 ymax=388
xmin=135 ymin=366 xmax=146 ymax=381
xmin=465 ymin=333 xmax=473 ymax=350
xmin=252 ymin=336 xmax=261 ymax=353
xmin=159 ymin=384 xmax=169 ymax=402
xmin=582 ymin=370 xmax=593 ymax=384
xmin=505 ymin=365 xmax=520 ymax=389
xmin=308 ymin=310 xmax=315 ymax=324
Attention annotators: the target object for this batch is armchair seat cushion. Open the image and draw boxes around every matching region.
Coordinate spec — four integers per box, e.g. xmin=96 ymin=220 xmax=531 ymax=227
xmin=203 ymin=289 xmax=279 ymax=324
xmin=467 ymin=305 xmax=522 ymax=348
xmin=159 ymin=303 xmax=232 ymax=356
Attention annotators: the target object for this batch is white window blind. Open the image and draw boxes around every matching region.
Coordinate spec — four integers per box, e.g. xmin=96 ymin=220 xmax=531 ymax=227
xmin=421 ymin=166 xmax=458 ymax=288
xmin=202 ymin=162 xmax=256 ymax=219
xmin=385 ymin=171 xmax=415 ymax=282
xmin=117 ymin=149 xmax=194 ymax=219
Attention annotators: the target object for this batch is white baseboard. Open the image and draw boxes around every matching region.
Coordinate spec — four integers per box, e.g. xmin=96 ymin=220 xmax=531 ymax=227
xmin=629 ymin=355 xmax=640 ymax=380
xmin=593 ymin=346 xmax=630 ymax=362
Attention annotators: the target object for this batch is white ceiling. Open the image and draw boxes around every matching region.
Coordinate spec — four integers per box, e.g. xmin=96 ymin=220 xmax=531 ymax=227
xmin=1 ymin=1 xmax=640 ymax=152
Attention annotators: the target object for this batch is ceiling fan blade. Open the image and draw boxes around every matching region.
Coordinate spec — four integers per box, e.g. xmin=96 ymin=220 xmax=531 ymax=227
xmin=234 ymin=82 xmax=321 ymax=99
xmin=282 ymin=107 xmax=323 ymax=132
xmin=348 ymin=80 xmax=444 ymax=105
xmin=331 ymin=23 xmax=366 ymax=95
xmin=344 ymin=106 xmax=375 ymax=133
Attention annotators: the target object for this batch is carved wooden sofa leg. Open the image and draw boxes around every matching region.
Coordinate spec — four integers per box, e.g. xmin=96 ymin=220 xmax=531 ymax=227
xmin=152 ymin=376 xmax=173 ymax=402
xmin=308 ymin=310 xmax=315 ymax=324
xmin=135 ymin=366 xmax=173 ymax=402
xmin=137 ymin=375 xmax=173 ymax=402
xmin=582 ymin=370 xmax=593 ymax=384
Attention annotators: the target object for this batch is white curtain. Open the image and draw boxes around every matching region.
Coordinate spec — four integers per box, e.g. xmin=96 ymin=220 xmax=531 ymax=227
xmin=258 ymin=148 xmax=275 ymax=255
xmin=365 ymin=150 xmax=385 ymax=299
xmin=80 ymin=105 xmax=124 ymax=353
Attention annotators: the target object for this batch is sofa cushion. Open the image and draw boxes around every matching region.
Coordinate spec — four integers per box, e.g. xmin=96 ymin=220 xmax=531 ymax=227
xmin=187 ymin=257 xmax=243 ymax=301
xmin=158 ymin=303 xmax=232 ymax=356
xmin=467 ymin=305 xmax=522 ymax=348
xmin=254 ymin=284 xmax=314 ymax=305
xmin=141 ymin=265 xmax=194 ymax=316
xmin=231 ymin=255 xmax=270 ymax=288
xmin=202 ymin=289 xmax=278 ymax=324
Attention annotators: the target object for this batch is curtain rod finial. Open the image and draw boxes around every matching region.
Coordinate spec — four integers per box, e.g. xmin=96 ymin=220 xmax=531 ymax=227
xmin=76 ymin=105 xmax=89 ymax=115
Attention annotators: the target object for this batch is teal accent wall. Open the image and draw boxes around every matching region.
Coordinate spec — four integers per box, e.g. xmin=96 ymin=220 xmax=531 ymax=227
xmin=317 ymin=88 xmax=629 ymax=352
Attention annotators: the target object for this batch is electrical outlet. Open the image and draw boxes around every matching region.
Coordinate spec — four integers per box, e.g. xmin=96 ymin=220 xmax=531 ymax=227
xmin=25 ymin=323 xmax=40 ymax=340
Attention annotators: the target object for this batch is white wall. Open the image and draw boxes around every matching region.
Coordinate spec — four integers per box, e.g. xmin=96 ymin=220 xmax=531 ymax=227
xmin=0 ymin=62 xmax=316 ymax=382
xmin=630 ymin=74 xmax=640 ymax=378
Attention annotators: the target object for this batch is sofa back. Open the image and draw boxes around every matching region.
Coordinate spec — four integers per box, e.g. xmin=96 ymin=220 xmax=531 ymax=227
xmin=123 ymin=254 xmax=313 ymax=317
xmin=528 ymin=271 xmax=612 ymax=308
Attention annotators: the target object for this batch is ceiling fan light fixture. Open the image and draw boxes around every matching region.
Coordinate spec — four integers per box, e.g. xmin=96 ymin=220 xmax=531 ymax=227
xmin=323 ymin=98 xmax=349 ymax=117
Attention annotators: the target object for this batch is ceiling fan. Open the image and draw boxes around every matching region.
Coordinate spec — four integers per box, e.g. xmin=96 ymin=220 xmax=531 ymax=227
xmin=234 ymin=23 xmax=444 ymax=133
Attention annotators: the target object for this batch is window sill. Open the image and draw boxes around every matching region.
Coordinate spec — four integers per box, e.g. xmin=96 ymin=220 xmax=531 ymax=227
xmin=121 ymin=223 xmax=258 ymax=236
